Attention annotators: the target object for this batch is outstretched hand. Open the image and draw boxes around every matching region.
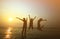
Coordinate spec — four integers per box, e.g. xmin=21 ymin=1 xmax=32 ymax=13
xmin=16 ymin=17 xmax=19 ymax=19
xmin=16 ymin=17 xmax=23 ymax=21
xmin=44 ymin=19 xmax=47 ymax=21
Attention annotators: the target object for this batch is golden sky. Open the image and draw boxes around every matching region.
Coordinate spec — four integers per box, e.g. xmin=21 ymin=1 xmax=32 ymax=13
xmin=0 ymin=0 xmax=60 ymax=27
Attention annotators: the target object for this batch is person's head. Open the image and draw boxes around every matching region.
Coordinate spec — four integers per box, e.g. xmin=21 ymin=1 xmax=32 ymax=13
xmin=39 ymin=18 xmax=43 ymax=21
xmin=23 ymin=18 xmax=25 ymax=20
xmin=30 ymin=18 xmax=34 ymax=20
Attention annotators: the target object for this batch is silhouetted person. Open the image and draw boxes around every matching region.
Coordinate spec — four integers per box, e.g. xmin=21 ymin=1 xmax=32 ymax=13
xmin=16 ymin=17 xmax=27 ymax=39
xmin=28 ymin=15 xmax=36 ymax=29
xmin=37 ymin=18 xmax=47 ymax=31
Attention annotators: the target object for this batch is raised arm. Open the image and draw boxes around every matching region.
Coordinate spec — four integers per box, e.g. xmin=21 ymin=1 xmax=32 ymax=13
xmin=16 ymin=17 xmax=23 ymax=21
xmin=42 ymin=19 xmax=47 ymax=21
xmin=33 ymin=16 xmax=36 ymax=20
xmin=44 ymin=19 xmax=47 ymax=21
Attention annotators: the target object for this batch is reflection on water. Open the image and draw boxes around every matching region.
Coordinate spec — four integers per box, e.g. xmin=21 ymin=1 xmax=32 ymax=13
xmin=5 ymin=27 xmax=12 ymax=39
xmin=0 ymin=26 xmax=60 ymax=39
xmin=5 ymin=34 xmax=10 ymax=39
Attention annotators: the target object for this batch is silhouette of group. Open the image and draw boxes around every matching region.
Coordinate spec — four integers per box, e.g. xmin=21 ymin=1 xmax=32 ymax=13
xmin=16 ymin=15 xmax=47 ymax=31
xmin=16 ymin=15 xmax=47 ymax=39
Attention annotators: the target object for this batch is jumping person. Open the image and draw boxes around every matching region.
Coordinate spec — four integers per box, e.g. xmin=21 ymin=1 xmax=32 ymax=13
xmin=28 ymin=15 xmax=36 ymax=29
xmin=37 ymin=18 xmax=47 ymax=31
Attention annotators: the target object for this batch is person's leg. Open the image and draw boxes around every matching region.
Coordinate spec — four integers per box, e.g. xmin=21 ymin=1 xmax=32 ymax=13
xmin=24 ymin=28 xmax=27 ymax=39
xmin=32 ymin=25 xmax=33 ymax=29
xmin=21 ymin=29 xmax=24 ymax=39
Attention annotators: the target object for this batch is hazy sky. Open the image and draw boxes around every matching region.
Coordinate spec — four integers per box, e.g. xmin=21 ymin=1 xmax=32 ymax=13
xmin=0 ymin=0 xmax=60 ymax=27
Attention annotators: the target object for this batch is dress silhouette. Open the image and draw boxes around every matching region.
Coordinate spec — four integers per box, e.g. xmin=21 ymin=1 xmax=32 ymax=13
xmin=28 ymin=15 xmax=36 ymax=29
xmin=37 ymin=18 xmax=47 ymax=31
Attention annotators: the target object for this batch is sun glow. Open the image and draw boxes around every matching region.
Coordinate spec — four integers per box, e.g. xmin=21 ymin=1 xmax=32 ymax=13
xmin=8 ymin=17 xmax=13 ymax=22
xmin=5 ymin=27 xmax=12 ymax=39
